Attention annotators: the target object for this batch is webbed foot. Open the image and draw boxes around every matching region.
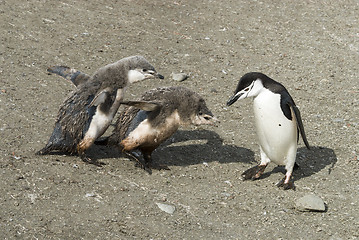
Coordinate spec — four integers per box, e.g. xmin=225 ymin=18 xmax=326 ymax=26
xmin=276 ymin=177 xmax=296 ymax=190
xmin=124 ymin=151 xmax=152 ymax=174
xmin=79 ymin=151 xmax=104 ymax=166
xmin=241 ymin=164 xmax=267 ymax=180
xmin=149 ymin=163 xmax=170 ymax=171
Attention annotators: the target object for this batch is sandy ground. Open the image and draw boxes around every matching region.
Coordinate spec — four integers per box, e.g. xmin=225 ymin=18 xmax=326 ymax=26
xmin=1 ymin=0 xmax=358 ymax=239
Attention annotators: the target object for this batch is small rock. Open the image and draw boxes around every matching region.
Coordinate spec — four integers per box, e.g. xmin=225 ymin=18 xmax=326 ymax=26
xmin=156 ymin=202 xmax=176 ymax=214
xmin=28 ymin=193 xmax=37 ymax=204
xmin=85 ymin=193 xmax=96 ymax=197
xmin=295 ymin=194 xmax=326 ymax=212
xmin=42 ymin=18 xmax=55 ymax=24
xmin=171 ymin=73 xmax=188 ymax=82
xmin=332 ymin=118 xmax=344 ymax=123
xmin=224 ymin=180 xmax=233 ymax=187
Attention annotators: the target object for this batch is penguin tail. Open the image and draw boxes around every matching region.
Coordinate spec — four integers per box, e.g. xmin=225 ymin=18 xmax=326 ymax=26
xmin=47 ymin=66 xmax=91 ymax=87
xmin=35 ymin=144 xmax=66 ymax=155
xmin=290 ymin=104 xmax=311 ymax=150
xmin=35 ymin=146 xmax=51 ymax=155
xmin=37 ymin=122 xmax=78 ymax=155
xmin=36 ymin=141 xmax=77 ymax=156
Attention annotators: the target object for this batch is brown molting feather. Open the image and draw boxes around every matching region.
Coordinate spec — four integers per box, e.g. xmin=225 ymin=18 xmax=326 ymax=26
xmin=111 ymin=106 xmax=141 ymax=144
xmin=108 ymin=86 xmax=214 ymax=146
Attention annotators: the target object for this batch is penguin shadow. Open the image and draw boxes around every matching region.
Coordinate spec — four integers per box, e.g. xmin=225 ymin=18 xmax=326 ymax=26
xmin=149 ymin=129 xmax=255 ymax=167
xmin=259 ymin=146 xmax=337 ymax=181
xmin=89 ymin=129 xmax=255 ymax=168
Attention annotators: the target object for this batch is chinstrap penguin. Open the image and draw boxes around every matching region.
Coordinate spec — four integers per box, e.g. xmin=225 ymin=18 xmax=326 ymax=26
xmin=36 ymin=56 xmax=164 ymax=164
xmin=227 ymin=72 xmax=310 ymax=190
xmin=99 ymin=86 xmax=218 ymax=173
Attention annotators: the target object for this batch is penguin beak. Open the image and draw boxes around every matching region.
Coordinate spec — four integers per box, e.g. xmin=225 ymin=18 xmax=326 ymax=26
xmin=226 ymin=92 xmax=243 ymax=106
xmin=144 ymin=70 xmax=164 ymax=80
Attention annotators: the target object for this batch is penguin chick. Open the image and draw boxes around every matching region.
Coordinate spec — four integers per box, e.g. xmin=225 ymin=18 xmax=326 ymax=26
xmin=105 ymin=86 xmax=218 ymax=173
xmin=227 ymin=72 xmax=310 ymax=190
xmin=36 ymin=56 xmax=164 ymax=163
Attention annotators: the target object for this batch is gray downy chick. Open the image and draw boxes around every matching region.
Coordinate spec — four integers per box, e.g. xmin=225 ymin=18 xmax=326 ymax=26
xmin=227 ymin=72 xmax=310 ymax=190
xmin=36 ymin=56 xmax=164 ymax=163
xmin=107 ymin=86 xmax=218 ymax=173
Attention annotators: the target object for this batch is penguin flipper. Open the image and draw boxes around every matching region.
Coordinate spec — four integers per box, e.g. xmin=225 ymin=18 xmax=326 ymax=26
xmin=47 ymin=66 xmax=91 ymax=87
xmin=120 ymin=100 xmax=162 ymax=111
xmin=289 ymin=103 xmax=310 ymax=149
xmin=89 ymin=88 xmax=112 ymax=107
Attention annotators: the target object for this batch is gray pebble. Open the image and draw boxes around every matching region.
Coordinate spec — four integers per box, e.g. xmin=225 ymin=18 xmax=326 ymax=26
xmin=295 ymin=194 xmax=326 ymax=212
xmin=171 ymin=73 xmax=188 ymax=82
xmin=156 ymin=202 xmax=176 ymax=214
xmin=332 ymin=118 xmax=344 ymax=123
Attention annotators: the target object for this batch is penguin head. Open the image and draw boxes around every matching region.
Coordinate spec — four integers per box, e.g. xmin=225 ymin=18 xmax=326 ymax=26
xmin=174 ymin=88 xmax=218 ymax=126
xmin=191 ymin=99 xmax=218 ymax=126
xmin=142 ymin=86 xmax=218 ymax=126
xmin=126 ymin=56 xmax=164 ymax=83
xmin=92 ymin=56 xmax=164 ymax=90
xmin=226 ymin=72 xmax=266 ymax=106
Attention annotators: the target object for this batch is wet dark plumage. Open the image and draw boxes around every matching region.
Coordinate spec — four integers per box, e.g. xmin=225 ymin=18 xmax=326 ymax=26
xmin=37 ymin=56 xmax=161 ymax=157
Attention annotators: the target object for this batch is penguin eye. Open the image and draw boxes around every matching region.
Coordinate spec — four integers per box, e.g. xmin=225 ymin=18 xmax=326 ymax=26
xmin=142 ymin=69 xmax=148 ymax=72
xmin=244 ymin=88 xmax=249 ymax=92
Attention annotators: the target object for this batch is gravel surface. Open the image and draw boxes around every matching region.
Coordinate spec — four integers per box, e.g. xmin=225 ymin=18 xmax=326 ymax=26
xmin=1 ymin=0 xmax=358 ymax=239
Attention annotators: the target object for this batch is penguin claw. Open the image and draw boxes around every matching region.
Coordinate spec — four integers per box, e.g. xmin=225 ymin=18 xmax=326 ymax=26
xmin=80 ymin=153 xmax=104 ymax=166
xmin=133 ymin=162 xmax=152 ymax=174
xmin=124 ymin=151 xmax=152 ymax=174
xmin=149 ymin=163 xmax=170 ymax=171
xmin=276 ymin=177 xmax=296 ymax=190
xmin=134 ymin=161 xmax=170 ymax=174
xmin=241 ymin=165 xmax=267 ymax=180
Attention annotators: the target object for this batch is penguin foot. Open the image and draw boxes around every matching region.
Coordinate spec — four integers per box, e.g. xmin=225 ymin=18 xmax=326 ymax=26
xmin=79 ymin=152 xmax=104 ymax=167
xmin=149 ymin=163 xmax=170 ymax=171
xmin=276 ymin=177 xmax=296 ymax=190
xmin=133 ymin=162 xmax=152 ymax=174
xmin=241 ymin=164 xmax=267 ymax=180
xmin=134 ymin=161 xmax=170 ymax=174
xmin=123 ymin=151 xmax=152 ymax=174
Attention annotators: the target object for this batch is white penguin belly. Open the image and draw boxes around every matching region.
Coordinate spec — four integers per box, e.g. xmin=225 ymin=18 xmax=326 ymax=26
xmin=126 ymin=111 xmax=181 ymax=148
xmin=253 ymin=90 xmax=297 ymax=165
xmin=126 ymin=119 xmax=159 ymax=145
xmin=85 ymin=109 xmax=113 ymax=139
xmin=85 ymin=88 xmax=124 ymax=140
